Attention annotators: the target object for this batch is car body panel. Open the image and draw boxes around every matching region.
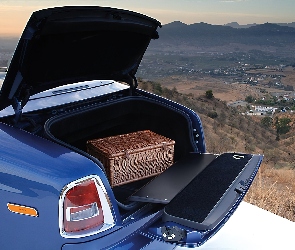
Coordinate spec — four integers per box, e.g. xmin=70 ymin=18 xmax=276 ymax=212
xmin=62 ymin=212 xmax=163 ymax=250
xmin=0 ymin=122 xmax=121 ymax=249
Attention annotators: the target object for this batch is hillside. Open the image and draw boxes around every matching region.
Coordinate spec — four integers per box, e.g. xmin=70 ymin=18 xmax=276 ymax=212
xmin=138 ymin=79 xmax=295 ymax=221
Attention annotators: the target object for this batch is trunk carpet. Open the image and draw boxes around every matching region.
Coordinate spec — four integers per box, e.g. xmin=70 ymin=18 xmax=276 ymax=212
xmin=164 ymin=153 xmax=252 ymax=223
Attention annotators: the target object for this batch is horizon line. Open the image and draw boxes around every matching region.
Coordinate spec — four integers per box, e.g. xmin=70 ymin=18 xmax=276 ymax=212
xmin=1 ymin=20 xmax=295 ymax=38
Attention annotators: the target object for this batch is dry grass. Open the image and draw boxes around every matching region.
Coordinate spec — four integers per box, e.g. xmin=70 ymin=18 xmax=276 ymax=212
xmin=156 ymin=75 xmax=264 ymax=103
xmin=245 ymin=163 xmax=295 ymax=222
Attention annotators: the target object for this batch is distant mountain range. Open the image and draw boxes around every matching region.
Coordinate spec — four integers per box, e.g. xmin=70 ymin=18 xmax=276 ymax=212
xmin=0 ymin=21 xmax=295 ymax=58
xmin=153 ymin=21 xmax=295 ymax=49
xmin=224 ymin=22 xmax=295 ymax=29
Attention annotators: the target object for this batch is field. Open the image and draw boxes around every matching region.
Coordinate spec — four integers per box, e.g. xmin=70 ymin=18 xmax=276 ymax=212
xmin=245 ymin=163 xmax=295 ymax=221
xmin=145 ymin=66 xmax=295 ymax=103
xmin=154 ymin=75 xmax=260 ymax=102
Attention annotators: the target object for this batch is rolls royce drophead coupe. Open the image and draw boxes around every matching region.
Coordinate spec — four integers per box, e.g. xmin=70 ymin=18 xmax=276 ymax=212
xmin=0 ymin=6 xmax=262 ymax=249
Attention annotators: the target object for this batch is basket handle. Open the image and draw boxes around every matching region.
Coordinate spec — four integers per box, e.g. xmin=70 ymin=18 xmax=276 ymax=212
xmin=125 ymin=150 xmax=130 ymax=159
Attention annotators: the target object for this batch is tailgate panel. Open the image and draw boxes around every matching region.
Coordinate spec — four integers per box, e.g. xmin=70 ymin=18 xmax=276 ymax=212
xmin=129 ymin=153 xmax=217 ymax=203
xmin=163 ymin=153 xmax=262 ymax=230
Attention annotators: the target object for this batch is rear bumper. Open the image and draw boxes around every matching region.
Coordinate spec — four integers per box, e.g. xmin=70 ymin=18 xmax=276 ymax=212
xmin=63 ymin=239 xmax=175 ymax=250
xmin=62 ymin=211 xmax=175 ymax=250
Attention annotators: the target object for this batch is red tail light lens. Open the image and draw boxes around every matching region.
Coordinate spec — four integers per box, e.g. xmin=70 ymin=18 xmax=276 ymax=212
xmin=60 ymin=175 xmax=115 ymax=238
xmin=64 ymin=179 xmax=104 ymax=233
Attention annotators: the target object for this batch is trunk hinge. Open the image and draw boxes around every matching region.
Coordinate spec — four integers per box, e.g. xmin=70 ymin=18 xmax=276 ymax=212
xmin=132 ymin=75 xmax=138 ymax=89
xmin=12 ymin=87 xmax=31 ymax=125
xmin=130 ymin=75 xmax=138 ymax=95
xmin=12 ymin=97 xmax=22 ymax=125
xmin=126 ymin=74 xmax=138 ymax=95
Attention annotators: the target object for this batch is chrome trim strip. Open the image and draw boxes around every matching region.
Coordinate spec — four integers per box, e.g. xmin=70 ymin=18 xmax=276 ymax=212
xmin=66 ymin=202 xmax=99 ymax=222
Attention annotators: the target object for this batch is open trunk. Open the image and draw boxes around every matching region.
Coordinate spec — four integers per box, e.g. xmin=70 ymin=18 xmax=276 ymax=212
xmin=44 ymin=95 xmax=196 ymax=206
xmin=45 ymin=96 xmax=196 ymax=162
xmin=44 ymin=94 xmax=262 ymax=232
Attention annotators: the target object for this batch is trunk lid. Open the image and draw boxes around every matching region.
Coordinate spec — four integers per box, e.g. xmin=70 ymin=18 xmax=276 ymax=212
xmin=130 ymin=152 xmax=263 ymax=236
xmin=0 ymin=6 xmax=161 ymax=111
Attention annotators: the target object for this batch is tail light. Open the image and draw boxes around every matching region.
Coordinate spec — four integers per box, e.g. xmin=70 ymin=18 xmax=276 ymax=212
xmin=59 ymin=175 xmax=115 ymax=238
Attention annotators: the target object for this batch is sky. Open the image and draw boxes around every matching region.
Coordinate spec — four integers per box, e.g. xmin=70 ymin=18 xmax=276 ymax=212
xmin=0 ymin=0 xmax=294 ymax=36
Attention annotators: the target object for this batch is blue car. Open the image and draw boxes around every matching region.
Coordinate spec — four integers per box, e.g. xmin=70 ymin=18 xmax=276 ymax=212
xmin=0 ymin=6 xmax=263 ymax=250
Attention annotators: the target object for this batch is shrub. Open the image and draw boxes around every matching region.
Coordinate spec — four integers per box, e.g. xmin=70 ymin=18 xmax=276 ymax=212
xmin=205 ymin=90 xmax=214 ymax=99
xmin=245 ymin=95 xmax=255 ymax=103
xmin=275 ymin=117 xmax=291 ymax=135
xmin=207 ymin=111 xmax=218 ymax=119
xmin=261 ymin=117 xmax=272 ymax=128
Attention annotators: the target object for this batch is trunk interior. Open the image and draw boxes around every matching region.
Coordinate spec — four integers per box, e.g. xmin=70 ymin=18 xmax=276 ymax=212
xmin=45 ymin=96 xmax=196 ymax=161
xmin=44 ymin=96 xmax=196 ymax=205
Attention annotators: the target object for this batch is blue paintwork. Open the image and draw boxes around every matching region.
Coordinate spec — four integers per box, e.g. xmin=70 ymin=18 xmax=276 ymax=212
xmin=0 ymin=122 xmax=121 ymax=250
xmin=62 ymin=212 xmax=165 ymax=250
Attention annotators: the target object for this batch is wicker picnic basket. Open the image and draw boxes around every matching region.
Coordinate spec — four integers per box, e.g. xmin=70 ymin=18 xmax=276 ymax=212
xmin=86 ymin=130 xmax=175 ymax=187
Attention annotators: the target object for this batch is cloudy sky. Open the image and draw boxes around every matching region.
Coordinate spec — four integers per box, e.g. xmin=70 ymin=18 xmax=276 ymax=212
xmin=0 ymin=0 xmax=294 ymax=36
